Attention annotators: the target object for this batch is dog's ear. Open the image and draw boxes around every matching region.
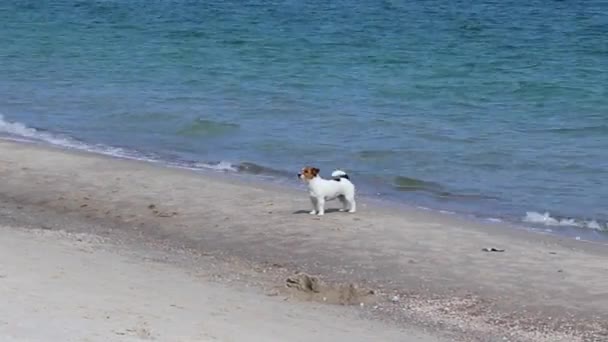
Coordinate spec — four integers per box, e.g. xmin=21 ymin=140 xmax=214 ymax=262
xmin=312 ymin=168 xmax=320 ymax=176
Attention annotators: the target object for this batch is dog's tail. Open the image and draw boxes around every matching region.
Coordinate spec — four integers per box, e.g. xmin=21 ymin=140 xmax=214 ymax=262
xmin=331 ymin=169 xmax=350 ymax=181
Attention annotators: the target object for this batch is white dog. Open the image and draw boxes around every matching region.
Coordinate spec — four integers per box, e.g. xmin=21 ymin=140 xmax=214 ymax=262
xmin=297 ymin=167 xmax=356 ymax=216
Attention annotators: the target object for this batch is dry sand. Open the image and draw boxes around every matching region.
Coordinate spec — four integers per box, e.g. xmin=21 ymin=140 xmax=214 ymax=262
xmin=0 ymin=140 xmax=607 ymax=341
xmin=0 ymin=225 xmax=437 ymax=342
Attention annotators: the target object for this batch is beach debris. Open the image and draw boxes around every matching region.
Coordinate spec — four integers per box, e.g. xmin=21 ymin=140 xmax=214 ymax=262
xmin=391 ymin=295 xmax=400 ymax=303
xmin=482 ymin=247 xmax=505 ymax=252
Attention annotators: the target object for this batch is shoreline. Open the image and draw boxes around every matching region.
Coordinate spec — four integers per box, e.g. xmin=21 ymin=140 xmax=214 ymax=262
xmin=1 ymin=139 xmax=607 ymax=341
xmin=3 ymin=134 xmax=606 ymax=244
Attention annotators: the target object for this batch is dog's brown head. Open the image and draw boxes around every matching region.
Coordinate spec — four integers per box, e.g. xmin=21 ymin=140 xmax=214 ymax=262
xmin=298 ymin=167 xmax=319 ymax=181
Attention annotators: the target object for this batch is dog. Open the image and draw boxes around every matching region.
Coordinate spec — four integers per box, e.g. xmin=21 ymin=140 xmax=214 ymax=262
xmin=297 ymin=167 xmax=356 ymax=216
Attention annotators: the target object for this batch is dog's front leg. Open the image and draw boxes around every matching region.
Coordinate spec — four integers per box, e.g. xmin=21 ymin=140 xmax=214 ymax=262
xmin=316 ymin=197 xmax=325 ymax=216
xmin=309 ymin=196 xmax=318 ymax=215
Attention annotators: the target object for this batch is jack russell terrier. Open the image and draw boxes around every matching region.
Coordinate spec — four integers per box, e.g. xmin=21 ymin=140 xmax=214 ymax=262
xmin=298 ymin=167 xmax=356 ymax=216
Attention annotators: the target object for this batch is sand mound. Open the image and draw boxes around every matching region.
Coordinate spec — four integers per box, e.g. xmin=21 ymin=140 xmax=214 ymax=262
xmin=286 ymin=273 xmax=376 ymax=306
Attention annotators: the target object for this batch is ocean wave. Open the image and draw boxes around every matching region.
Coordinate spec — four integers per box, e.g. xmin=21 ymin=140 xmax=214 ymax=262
xmin=236 ymin=162 xmax=293 ymax=178
xmin=176 ymin=118 xmax=239 ymax=137
xmin=192 ymin=161 xmax=238 ymax=172
xmin=0 ymin=114 xmax=67 ymax=145
xmin=523 ymin=211 xmax=607 ymax=231
xmin=393 ymin=175 xmax=494 ymax=201
xmin=0 ymin=114 xmax=156 ymax=163
xmin=356 ymin=149 xmax=399 ymax=160
xmin=182 ymin=161 xmax=293 ymax=179
xmin=528 ymin=125 xmax=608 ymax=136
xmin=393 ymin=176 xmax=444 ymax=192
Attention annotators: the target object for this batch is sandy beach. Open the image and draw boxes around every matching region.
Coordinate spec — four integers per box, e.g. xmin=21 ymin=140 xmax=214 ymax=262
xmin=0 ymin=140 xmax=607 ymax=341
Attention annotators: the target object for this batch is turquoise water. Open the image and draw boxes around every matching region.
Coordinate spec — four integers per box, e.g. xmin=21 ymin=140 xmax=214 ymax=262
xmin=1 ymin=0 xmax=607 ymax=239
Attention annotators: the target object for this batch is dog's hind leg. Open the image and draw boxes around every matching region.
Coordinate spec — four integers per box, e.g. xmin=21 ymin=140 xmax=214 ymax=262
xmin=348 ymin=199 xmax=356 ymax=213
xmin=346 ymin=196 xmax=356 ymax=213
xmin=338 ymin=195 xmax=348 ymax=212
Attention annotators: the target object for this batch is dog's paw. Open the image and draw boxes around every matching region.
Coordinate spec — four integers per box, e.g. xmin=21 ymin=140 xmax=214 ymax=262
xmin=309 ymin=210 xmax=317 ymax=215
xmin=348 ymin=209 xmax=356 ymax=213
xmin=317 ymin=212 xmax=324 ymax=216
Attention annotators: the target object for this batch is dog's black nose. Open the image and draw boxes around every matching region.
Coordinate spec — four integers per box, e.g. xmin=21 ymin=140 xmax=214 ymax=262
xmin=297 ymin=173 xmax=301 ymax=177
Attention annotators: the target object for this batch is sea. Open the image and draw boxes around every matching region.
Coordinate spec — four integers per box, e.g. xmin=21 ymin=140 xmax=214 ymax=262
xmin=1 ymin=0 xmax=607 ymax=241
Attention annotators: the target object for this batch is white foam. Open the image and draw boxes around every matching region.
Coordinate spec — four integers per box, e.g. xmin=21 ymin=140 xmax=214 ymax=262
xmin=523 ymin=211 xmax=606 ymax=231
xmin=193 ymin=161 xmax=238 ymax=172
xmin=587 ymin=220 xmax=602 ymax=230
xmin=0 ymin=114 xmax=72 ymax=147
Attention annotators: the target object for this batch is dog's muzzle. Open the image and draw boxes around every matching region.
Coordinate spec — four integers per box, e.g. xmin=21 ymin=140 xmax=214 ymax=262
xmin=297 ymin=173 xmax=301 ymax=178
